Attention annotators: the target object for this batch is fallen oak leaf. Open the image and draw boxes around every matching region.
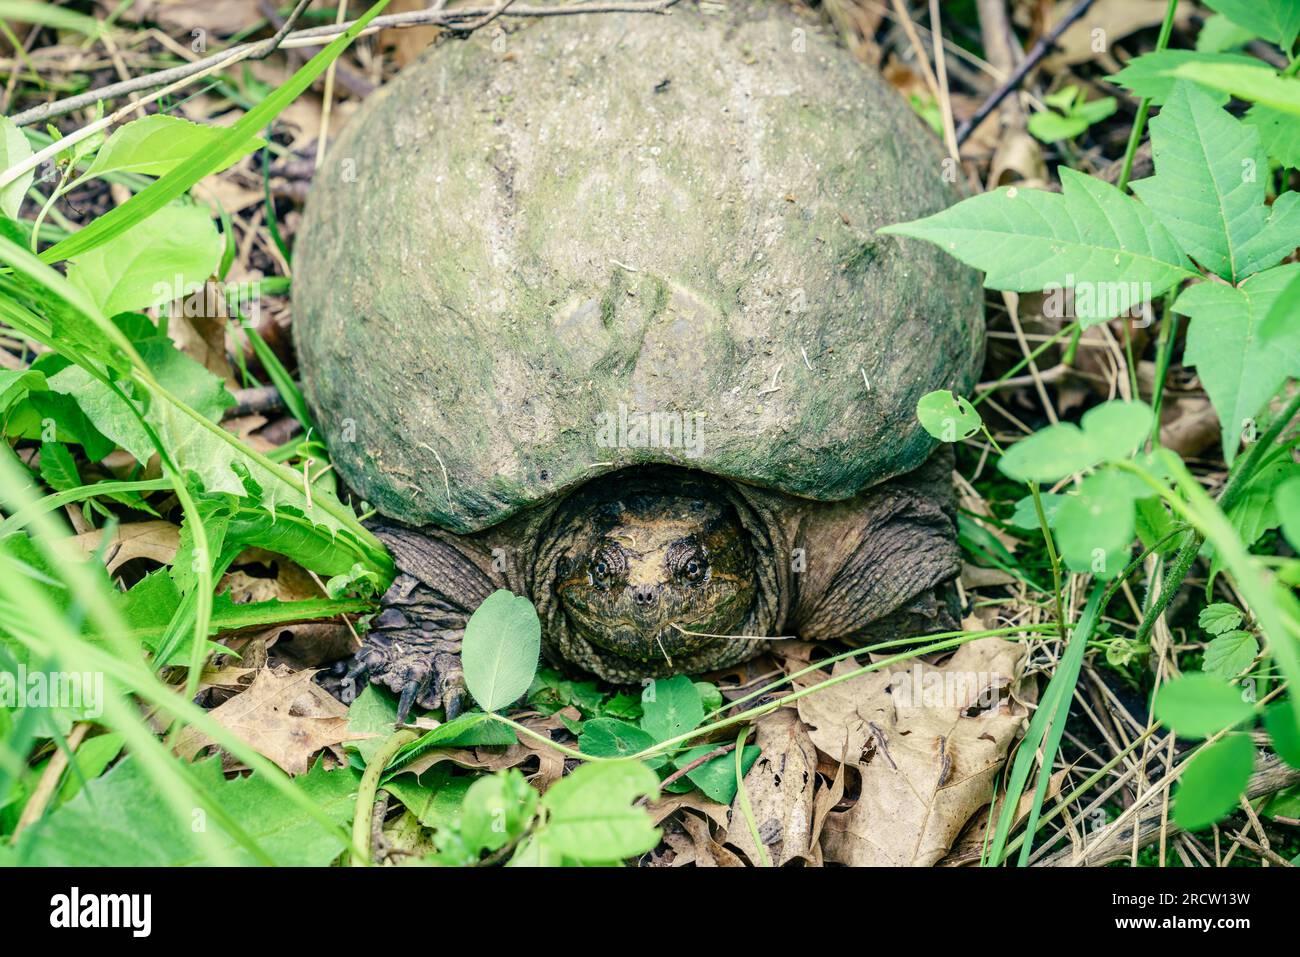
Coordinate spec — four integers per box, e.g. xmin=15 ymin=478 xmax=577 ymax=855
xmin=725 ymin=708 xmax=818 ymax=867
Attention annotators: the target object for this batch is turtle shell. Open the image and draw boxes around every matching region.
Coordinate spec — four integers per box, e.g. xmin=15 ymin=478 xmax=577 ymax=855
xmin=294 ymin=2 xmax=984 ymax=534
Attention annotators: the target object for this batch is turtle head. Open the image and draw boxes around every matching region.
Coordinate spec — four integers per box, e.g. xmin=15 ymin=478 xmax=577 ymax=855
xmin=552 ymin=472 xmax=756 ymax=667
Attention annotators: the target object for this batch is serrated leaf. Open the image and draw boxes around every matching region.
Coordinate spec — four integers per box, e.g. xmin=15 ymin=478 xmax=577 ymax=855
xmin=1246 ymin=104 xmax=1300 ymax=167
xmin=1199 ymin=603 xmax=1244 ymax=635
xmin=461 ymin=590 xmax=542 ymax=713
xmin=1172 ymin=62 xmax=1300 ymax=116
xmin=69 ymin=115 xmax=266 ymax=189
xmin=1174 ymin=264 xmax=1300 ymax=463
xmin=916 ymin=389 xmax=981 ymax=442
xmin=881 ymin=168 xmax=1193 ymax=325
xmin=1196 ymin=13 xmax=1256 ymax=52
xmin=1204 ymin=0 xmax=1300 ymax=49
xmin=1153 ymin=673 xmax=1256 ymax=739
xmin=64 ymin=204 xmax=223 ymax=317
xmin=1202 ymin=630 xmax=1259 ymax=680
xmin=1131 ymin=82 xmax=1295 ymax=282
xmin=1173 ymin=734 xmax=1256 ymax=830
xmin=37 ymin=441 xmax=80 ymax=492
xmin=1108 ymin=50 xmax=1260 ymax=103
xmin=540 ymin=760 xmax=660 ymax=862
xmin=0 ymin=115 xmax=34 ymax=220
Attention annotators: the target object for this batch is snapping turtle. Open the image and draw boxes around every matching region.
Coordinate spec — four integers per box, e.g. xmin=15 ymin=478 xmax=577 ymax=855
xmin=294 ymin=2 xmax=984 ymax=721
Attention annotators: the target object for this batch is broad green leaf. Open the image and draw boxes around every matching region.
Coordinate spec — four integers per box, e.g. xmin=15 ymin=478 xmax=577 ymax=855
xmin=65 ymin=204 xmax=223 ymax=317
xmin=1196 ymin=13 xmax=1256 ymax=52
xmin=1173 ymin=734 xmax=1256 ymax=830
xmin=1211 ymin=458 xmax=1300 ymax=586
xmin=916 ymin=389 xmax=981 ymax=442
xmin=388 ymin=711 xmax=517 ymax=770
xmin=0 ymin=115 xmax=33 ymax=220
xmin=1204 ymin=0 xmax=1300 ymax=49
xmin=383 ymin=768 xmax=471 ymax=829
xmin=1173 ymin=62 xmax=1300 ymax=116
xmin=677 ymin=743 xmax=761 ymax=804
xmin=1009 ymin=493 xmax=1065 ymax=530
xmin=1199 ymin=603 xmax=1244 ymax=635
xmin=1131 ymin=82 xmax=1296 ymax=282
xmin=458 ymin=769 xmax=538 ymax=855
xmin=16 ymin=756 xmax=359 ymax=866
xmin=1054 ymin=468 xmax=1138 ymax=578
xmin=70 ymin=115 xmax=266 ymax=188
xmin=1202 ymin=630 xmax=1259 ymax=680
xmin=580 ymin=717 xmax=665 ymax=769
xmin=37 ymin=442 xmax=79 ymax=492
xmin=461 ymin=590 xmax=541 ymax=713
xmin=1246 ymin=104 xmax=1300 ymax=167
xmin=998 ymin=400 xmax=1153 ymax=483
xmin=540 ymin=760 xmax=660 ymax=862
xmin=1264 ymin=701 xmax=1300 ymax=769
xmin=880 ymin=168 xmax=1194 ymax=326
xmin=1153 ymin=673 xmax=1256 ymax=739
xmin=1108 ymin=50 xmax=1259 ymax=103
xmin=1259 ymin=270 xmax=1300 ymax=343
xmin=640 ymin=675 xmax=704 ymax=743
xmin=1174 ymin=263 xmax=1300 ymax=463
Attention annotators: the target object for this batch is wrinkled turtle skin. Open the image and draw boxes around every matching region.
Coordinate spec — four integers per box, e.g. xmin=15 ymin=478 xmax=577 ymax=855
xmin=294 ymin=2 xmax=985 ymax=720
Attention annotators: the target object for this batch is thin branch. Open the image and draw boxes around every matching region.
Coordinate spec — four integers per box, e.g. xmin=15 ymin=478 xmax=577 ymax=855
xmin=9 ymin=0 xmax=681 ymax=128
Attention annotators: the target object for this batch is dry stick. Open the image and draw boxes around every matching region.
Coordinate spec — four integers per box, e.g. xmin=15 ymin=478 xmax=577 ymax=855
xmin=954 ymin=0 xmax=1096 ymax=146
xmin=9 ymin=0 xmax=681 ymax=129
xmin=314 ymin=0 xmax=352 ymax=170
xmin=10 ymin=722 xmax=89 ymax=841
xmin=926 ymin=0 xmax=959 ymax=162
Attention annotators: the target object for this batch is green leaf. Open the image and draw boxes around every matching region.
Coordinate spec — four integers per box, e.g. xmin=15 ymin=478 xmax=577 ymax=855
xmin=461 ymin=590 xmax=542 ymax=713
xmin=1202 ymin=630 xmax=1259 ymax=680
xmin=1199 ymin=603 xmax=1244 ymax=635
xmin=1009 ymin=492 xmax=1065 ymax=530
xmin=676 ymin=743 xmax=761 ymax=804
xmin=1264 ymin=701 xmax=1300 ymax=769
xmin=0 ymin=115 xmax=34 ymax=221
xmin=540 ymin=760 xmax=660 ymax=862
xmin=388 ymin=711 xmax=517 ymax=770
xmin=1172 ymin=62 xmax=1300 ymax=116
xmin=1153 ymin=673 xmax=1256 ymax=739
xmin=37 ymin=442 xmax=80 ymax=492
xmin=1131 ymin=82 xmax=1296 ymax=282
xmin=383 ymin=767 xmax=471 ymax=830
xmin=16 ymin=756 xmax=359 ymax=866
xmin=1279 ymin=476 xmax=1300 ymax=550
xmin=1173 ymin=734 xmax=1256 ymax=830
xmin=458 ymin=768 xmax=538 ymax=855
xmin=916 ymin=389 xmax=981 ymax=442
xmin=998 ymin=400 xmax=1153 ymax=483
xmin=1174 ymin=264 xmax=1300 ymax=463
xmin=639 ymin=675 xmax=704 ymax=743
xmin=70 ymin=115 xmax=266 ymax=189
xmin=879 ymin=169 xmax=1194 ymax=326
xmin=1027 ymin=94 xmax=1116 ymax=142
xmin=64 ymin=204 xmax=223 ymax=317
xmin=1246 ymin=104 xmax=1300 ymax=167
xmin=1259 ymin=271 xmax=1300 ymax=343
xmin=1054 ymin=468 xmax=1139 ymax=578
xmin=1108 ymin=50 xmax=1260 ymax=103
xmin=1203 ymin=0 xmax=1300 ymax=49
xmin=580 ymin=717 xmax=665 ymax=769
xmin=1196 ymin=13 xmax=1256 ymax=52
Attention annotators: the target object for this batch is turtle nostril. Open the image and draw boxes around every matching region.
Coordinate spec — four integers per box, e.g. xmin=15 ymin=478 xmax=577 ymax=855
xmin=633 ymin=586 xmax=657 ymax=606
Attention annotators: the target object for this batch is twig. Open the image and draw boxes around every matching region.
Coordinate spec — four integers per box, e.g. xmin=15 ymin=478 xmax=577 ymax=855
xmin=954 ymin=0 xmax=1096 ymax=146
xmin=9 ymin=0 xmax=682 ymax=128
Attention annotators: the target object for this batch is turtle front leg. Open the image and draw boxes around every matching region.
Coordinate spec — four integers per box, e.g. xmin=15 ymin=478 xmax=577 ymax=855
xmin=345 ymin=524 xmax=497 ymax=725
xmin=789 ymin=448 xmax=962 ymax=646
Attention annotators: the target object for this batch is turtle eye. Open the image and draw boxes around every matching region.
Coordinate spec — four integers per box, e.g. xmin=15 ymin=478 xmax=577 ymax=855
xmin=668 ymin=537 xmax=708 ymax=584
xmin=588 ymin=542 xmax=626 ymax=589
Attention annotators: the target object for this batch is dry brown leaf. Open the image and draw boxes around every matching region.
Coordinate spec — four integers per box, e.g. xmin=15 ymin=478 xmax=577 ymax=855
xmin=73 ymin=520 xmax=180 ymax=575
xmin=677 ymin=810 xmax=747 ymax=867
xmin=176 ymin=665 xmax=371 ymax=775
xmin=379 ymin=0 xmax=443 ymax=66
xmin=120 ymin=0 xmax=261 ymax=36
xmin=726 ymin=708 xmax=818 ymax=866
xmin=798 ymin=638 xmax=1029 ymax=866
xmin=1038 ymin=0 xmax=1194 ymax=67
